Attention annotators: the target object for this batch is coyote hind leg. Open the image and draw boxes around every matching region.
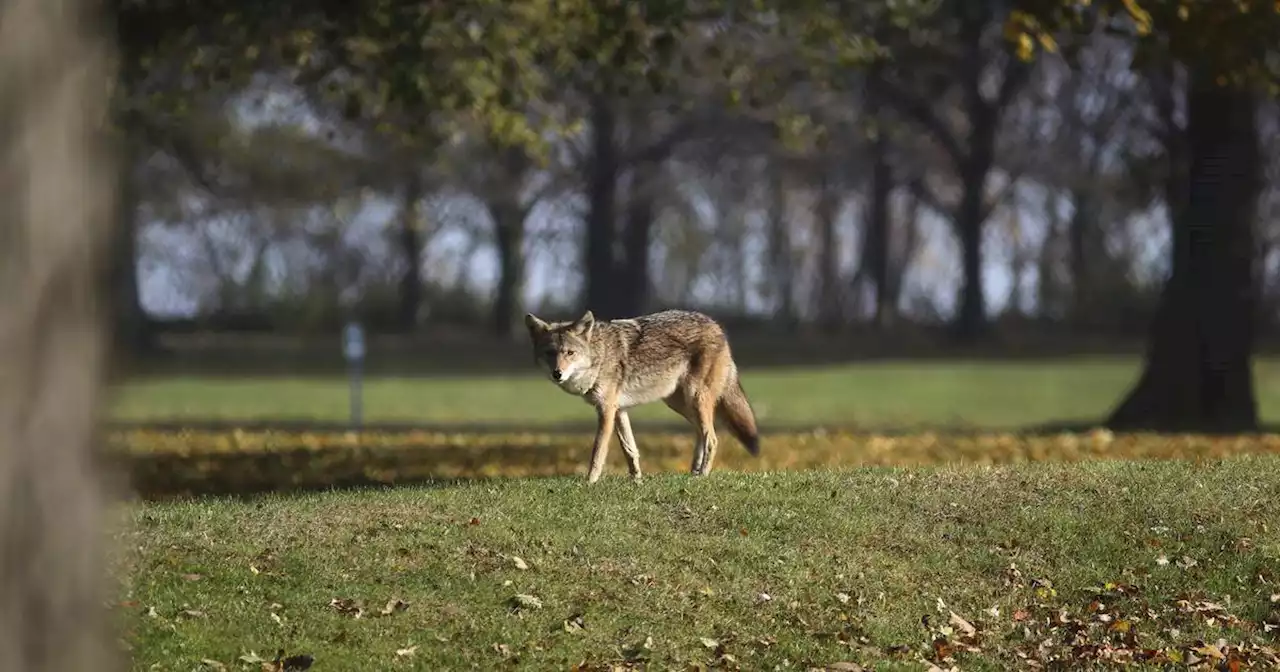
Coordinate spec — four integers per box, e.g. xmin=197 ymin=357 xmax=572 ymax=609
xmin=692 ymin=394 xmax=719 ymax=476
xmin=662 ymin=392 xmax=706 ymax=475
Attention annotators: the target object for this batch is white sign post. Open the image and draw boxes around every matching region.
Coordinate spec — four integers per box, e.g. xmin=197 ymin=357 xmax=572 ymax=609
xmin=342 ymin=321 xmax=366 ymax=431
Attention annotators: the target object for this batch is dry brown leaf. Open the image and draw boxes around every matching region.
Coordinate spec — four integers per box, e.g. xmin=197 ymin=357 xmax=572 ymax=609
xmin=948 ymin=611 xmax=977 ymax=637
xmin=509 ymin=594 xmax=543 ymax=612
xmin=329 ymin=597 xmax=363 ymax=618
xmin=380 ymin=598 xmax=409 ymax=616
xmin=395 ymin=645 xmax=418 ymax=658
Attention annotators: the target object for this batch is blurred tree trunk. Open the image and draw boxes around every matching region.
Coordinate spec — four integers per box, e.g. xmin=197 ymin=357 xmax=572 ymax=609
xmin=396 ymin=171 xmax=424 ymax=332
xmin=766 ymin=159 xmax=794 ymax=325
xmin=815 ymin=171 xmax=842 ymax=330
xmin=953 ymin=106 xmax=996 ymax=340
xmin=864 ymin=127 xmax=894 ymax=329
xmin=109 ymin=143 xmax=153 ymax=359
xmin=1067 ymin=188 xmax=1096 ymax=324
xmin=584 ymin=94 xmax=620 ymax=317
xmin=0 ymin=0 xmax=118 ymax=666
xmin=489 ymin=146 xmax=532 ymax=337
xmin=1107 ymin=73 xmax=1260 ymax=431
xmin=616 ymin=161 xmax=656 ymax=317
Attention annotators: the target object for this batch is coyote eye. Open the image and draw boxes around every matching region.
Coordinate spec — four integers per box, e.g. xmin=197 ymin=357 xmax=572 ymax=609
xmin=564 ymin=350 xmax=575 ymax=357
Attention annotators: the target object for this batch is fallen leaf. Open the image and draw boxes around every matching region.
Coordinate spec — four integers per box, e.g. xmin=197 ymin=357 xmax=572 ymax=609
xmin=1012 ymin=609 xmax=1030 ymax=622
xmin=836 ymin=592 xmax=851 ymax=604
xmin=563 ymin=612 xmax=586 ymax=633
xmin=182 ymin=573 xmax=203 ymax=582
xmin=948 ymin=611 xmax=977 ymax=637
xmin=699 ymin=637 xmax=720 ymax=649
xmin=380 ymin=598 xmax=409 ymax=616
xmin=179 ymin=609 xmax=206 ymax=619
xmin=395 ymin=645 xmax=418 ymax=658
xmin=329 ymin=598 xmax=363 ymax=618
xmin=511 ymin=556 xmax=529 ymax=571
xmin=508 ymin=594 xmax=543 ymax=611
xmin=238 ymin=652 xmax=266 ymax=664
xmin=199 ymin=659 xmax=227 ymax=671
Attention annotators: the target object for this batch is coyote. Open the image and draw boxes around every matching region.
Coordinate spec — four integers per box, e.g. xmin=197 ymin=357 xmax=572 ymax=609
xmin=524 ymin=309 xmax=760 ymax=483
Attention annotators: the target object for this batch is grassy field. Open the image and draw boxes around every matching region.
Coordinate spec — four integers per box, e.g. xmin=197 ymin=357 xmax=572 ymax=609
xmin=108 ymin=356 xmax=1280 ymax=429
xmin=112 ymin=458 xmax=1280 ymax=671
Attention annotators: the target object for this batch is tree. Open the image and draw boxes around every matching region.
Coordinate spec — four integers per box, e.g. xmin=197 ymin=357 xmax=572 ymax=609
xmin=1009 ymin=0 xmax=1280 ymax=430
xmin=0 ymin=0 xmax=119 ymax=667
xmin=871 ymin=0 xmax=1033 ymax=340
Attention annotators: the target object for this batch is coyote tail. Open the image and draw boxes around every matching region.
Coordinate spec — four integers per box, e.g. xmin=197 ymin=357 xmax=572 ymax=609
xmin=716 ymin=373 xmax=760 ymax=456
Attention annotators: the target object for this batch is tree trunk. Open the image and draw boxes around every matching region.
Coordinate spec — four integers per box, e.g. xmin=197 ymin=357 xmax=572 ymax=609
xmin=886 ymin=177 xmax=923 ymax=317
xmin=953 ymin=163 xmax=988 ymax=340
xmin=767 ymin=161 xmax=794 ymax=325
xmin=490 ymin=147 xmax=531 ymax=337
xmin=865 ymin=130 xmax=894 ymax=328
xmin=617 ymin=162 xmax=655 ymax=317
xmin=1067 ymin=189 xmax=1093 ymax=324
xmin=584 ymin=95 xmax=620 ymax=317
xmin=815 ymin=175 xmax=842 ymax=330
xmin=491 ymin=198 xmax=527 ymax=338
xmin=397 ymin=172 xmax=424 ymax=332
xmin=109 ymin=145 xmax=153 ymax=359
xmin=0 ymin=0 xmax=118 ymax=665
xmin=1106 ymin=73 xmax=1261 ymax=432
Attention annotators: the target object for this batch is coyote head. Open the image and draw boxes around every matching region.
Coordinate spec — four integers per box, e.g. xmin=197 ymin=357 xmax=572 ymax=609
xmin=523 ymin=310 xmax=596 ymax=384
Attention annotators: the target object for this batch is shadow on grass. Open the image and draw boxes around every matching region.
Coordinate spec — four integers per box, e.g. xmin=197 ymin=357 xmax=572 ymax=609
xmin=119 ymin=444 xmax=587 ymax=502
xmin=110 ymin=417 xmax=1280 ymax=502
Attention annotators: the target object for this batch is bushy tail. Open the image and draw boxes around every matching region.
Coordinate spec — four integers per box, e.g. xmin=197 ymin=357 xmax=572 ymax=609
xmin=716 ymin=373 xmax=760 ymax=456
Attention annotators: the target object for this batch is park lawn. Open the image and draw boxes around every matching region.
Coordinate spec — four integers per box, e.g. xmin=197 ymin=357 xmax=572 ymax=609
xmin=109 ymin=356 xmax=1280 ymax=429
xmin=112 ymin=458 xmax=1280 ymax=671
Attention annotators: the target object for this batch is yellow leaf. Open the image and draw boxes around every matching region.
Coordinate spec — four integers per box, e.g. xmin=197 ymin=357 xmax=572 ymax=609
xmin=1121 ymin=0 xmax=1153 ymax=35
xmin=1016 ymin=33 xmax=1035 ymax=61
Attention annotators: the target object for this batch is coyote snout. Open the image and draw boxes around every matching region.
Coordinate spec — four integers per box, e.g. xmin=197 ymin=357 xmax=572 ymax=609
xmin=524 ymin=309 xmax=760 ymax=483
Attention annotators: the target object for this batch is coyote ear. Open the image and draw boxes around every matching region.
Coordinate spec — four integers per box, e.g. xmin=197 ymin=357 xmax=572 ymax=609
xmin=524 ymin=313 xmax=548 ymax=336
xmin=573 ymin=310 xmax=595 ymax=337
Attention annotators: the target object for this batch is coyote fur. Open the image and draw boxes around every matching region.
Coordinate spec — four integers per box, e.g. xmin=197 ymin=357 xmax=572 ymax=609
xmin=524 ymin=309 xmax=760 ymax=482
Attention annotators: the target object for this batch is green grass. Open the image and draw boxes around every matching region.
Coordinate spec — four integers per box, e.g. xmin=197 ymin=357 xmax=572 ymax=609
xmin=104 ymin=356 xmax=1277 ymax=429
xmin=113 ymin=458 xmax=1280 ymax=670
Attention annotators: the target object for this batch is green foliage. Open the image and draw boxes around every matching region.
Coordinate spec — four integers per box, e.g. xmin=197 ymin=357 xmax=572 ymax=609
xmin=110 ymin=0 xmax=950 ymax=159
xmin=1008 ymin=0 xmax=1280 ymax=86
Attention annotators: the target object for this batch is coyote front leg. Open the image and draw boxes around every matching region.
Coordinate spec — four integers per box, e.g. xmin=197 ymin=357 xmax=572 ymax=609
xmin=615 ymin=410 xmax=642 ymax=482
xmin=586 ymin=403 xmax=617 ymax=483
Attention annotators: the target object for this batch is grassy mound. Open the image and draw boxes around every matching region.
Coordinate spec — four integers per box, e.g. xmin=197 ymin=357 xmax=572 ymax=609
xmin=112 ymin=458 xmax=1280 ymax=670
